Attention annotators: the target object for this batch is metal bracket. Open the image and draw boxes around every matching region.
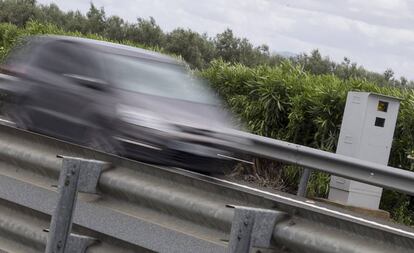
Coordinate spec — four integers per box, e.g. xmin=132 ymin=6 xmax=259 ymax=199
xmin=57 ymin=155 xmax=108 ymax=194
xmin=44 ymin=230 xmax=97 ymax=253
xmin=66 ymin=234 xmax=98 ymax=253
xmin=227 ymin=205 xmax=288 ymax=253
xmin=45 ymin=156 xmax=107 ymax=253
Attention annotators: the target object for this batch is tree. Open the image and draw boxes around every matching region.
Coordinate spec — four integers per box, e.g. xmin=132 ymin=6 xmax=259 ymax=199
xmin=165 ymin=28 xmax=215 ymax=68
xmin=125 ymin=17 xmax=165 ymax=47
xmin=214 ymin=29 xmax=241 ymax=63
xmin=0 ymin=0 xmax=37 ymax=26
xmin=85 ymin=3 xmax=106 ymax=34
xmin=213 ymin=29 xmax=272 ymax=67
xmin=34 ymin=3 xmax=65 ymax=28
xmin=105 ymin=16 xmax=125 ymax=41
xmin=64 ymin=10 xmax=88 ymax=33
xmin=400 ymin=76 xmax=408 ymax=86
xmin=384 ymin=68 xmax=394 ymax=81
xmin=303 ymin=50 xmax=333 ymax=75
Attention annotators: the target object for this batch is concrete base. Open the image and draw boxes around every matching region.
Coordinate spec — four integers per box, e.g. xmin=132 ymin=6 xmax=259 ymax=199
xmin=329 ymin=176 xmax=383 ymax=210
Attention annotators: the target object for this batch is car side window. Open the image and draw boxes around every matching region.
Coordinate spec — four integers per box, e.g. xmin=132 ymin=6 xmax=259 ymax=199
xmin=32 ymin=41 xmax=100 ymax=80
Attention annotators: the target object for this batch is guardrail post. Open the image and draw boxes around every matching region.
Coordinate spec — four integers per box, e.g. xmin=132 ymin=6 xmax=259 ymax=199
xmin=227 ymin=205 xmax=288 ymax=253
xmin=45 ymin=156 xmax=107 ymax=253
xmin=297 ymin=168 xmax=312 ymax=197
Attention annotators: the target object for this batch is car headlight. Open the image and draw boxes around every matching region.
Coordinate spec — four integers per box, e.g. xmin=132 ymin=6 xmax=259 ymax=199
xmin=116 ymin=104 xmax=176 ymax=132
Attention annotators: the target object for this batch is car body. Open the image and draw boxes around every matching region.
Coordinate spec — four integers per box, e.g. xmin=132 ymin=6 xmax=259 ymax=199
xmin=0 ymin=35 xmax=239 ymax=173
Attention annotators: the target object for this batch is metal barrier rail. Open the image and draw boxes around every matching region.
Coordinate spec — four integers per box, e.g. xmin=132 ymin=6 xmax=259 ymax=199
xmin=0 ymin=124 xmax=413 ymax=252
xmin=178 ymin=129 xmax=414 ymax=195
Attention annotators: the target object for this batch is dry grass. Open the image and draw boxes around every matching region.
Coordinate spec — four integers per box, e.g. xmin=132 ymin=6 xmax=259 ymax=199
xmin=227 ymin=158 xmax=295 ymax=193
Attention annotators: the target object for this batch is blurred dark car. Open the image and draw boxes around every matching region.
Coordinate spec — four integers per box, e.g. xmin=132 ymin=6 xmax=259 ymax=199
xmin=0 ymin=36 xmax=238 ymax=173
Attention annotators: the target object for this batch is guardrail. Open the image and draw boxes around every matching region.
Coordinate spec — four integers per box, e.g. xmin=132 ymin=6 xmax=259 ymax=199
xmin=0 ymin=124 xmax=413 ymax=252
xmin=175 ymin=129 xmax=414 ymax=196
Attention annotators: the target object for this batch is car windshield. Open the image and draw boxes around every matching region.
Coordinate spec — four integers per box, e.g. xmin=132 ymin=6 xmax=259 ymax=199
xmin=105 ymin=54 xmax=220 ymax=105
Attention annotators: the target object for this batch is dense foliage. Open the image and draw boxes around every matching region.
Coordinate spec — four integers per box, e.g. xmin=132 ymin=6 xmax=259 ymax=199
xmin=0 ymin=0 xmax=413 ymax=225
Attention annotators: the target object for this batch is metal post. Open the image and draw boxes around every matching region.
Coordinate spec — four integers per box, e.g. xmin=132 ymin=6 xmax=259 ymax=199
xmin=45 ymin=158 xmax=81 ymax=253
xmin=45 ymin=156 xmax=105 ymax=253
xmin=297 ymin=168 xmax=311 ymax=197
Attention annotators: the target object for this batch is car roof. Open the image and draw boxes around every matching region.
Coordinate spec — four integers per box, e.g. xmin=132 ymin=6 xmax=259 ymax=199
xmin=30 ymin=35 xmax=180 ymax=65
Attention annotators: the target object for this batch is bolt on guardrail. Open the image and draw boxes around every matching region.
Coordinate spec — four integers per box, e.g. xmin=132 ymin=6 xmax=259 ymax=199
xmin=45 ymin=156 xmax=107 ymax=253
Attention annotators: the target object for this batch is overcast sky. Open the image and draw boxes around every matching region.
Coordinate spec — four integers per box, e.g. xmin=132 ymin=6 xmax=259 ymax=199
xmin=38 ymin=0 xmax=414 ymax=79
